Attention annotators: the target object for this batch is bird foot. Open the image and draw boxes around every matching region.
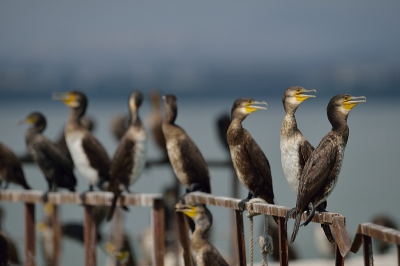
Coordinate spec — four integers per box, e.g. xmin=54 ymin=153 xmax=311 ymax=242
xmin=42 ymin=192 xmax=49 ymax=203
xmin=238 ymin=198 xmax=250 ymax=213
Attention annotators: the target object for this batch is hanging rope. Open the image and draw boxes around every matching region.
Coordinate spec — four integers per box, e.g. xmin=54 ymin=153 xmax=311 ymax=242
xmin=246 ymin=198 xmax=274 ymax=266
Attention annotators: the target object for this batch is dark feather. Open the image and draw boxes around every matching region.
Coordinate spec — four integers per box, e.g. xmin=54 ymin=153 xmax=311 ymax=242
xmin=82 ymin=135 xmax=111 ymax=182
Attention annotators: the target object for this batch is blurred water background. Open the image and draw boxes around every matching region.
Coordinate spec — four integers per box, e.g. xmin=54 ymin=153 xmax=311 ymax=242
xmin=0 ymin=93 xmax=399 ymax=264
xmin=1 ymin=1 xmax=400 ymax=264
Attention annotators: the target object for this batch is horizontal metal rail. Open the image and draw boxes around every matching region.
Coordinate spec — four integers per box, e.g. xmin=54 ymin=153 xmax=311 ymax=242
xmin=0 ymin=190 xmax=165 ymax=266
xmin=180 ymin=192 xmax=351 ymax=266
xmin=350 ymin=223 xmax=400 ymax=266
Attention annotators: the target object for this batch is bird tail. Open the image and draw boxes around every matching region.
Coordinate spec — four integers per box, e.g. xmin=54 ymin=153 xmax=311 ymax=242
xmin=106 ymin=192 xmax=120 ymax=222
xmin=290 ymin=211 xmax=302 ymax=244
xmin=321 ymin=224 xmax=336 ymax=244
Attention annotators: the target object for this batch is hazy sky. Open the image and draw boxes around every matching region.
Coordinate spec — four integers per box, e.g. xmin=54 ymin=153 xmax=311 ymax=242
xmin=0 ymin=1 xmax=399 ymax=94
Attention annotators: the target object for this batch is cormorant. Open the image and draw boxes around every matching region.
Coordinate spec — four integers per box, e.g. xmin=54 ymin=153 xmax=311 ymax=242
xmin=175 ymin=204 xmax=229 ymax=266
xmin=227 ymin=98 xmax=274 ymax=212
xmin=0 ymin=233 xmax=9 ymax=266
xmin=289 ymin=94 xmax=366 ymax=243
xmin=107 ymin=91 xmax=147 ymax=221
xmin=162 ymin=95 xmax=211 ymax=196
xmin=53 ymin=91 xmax=111 ymax=198
xmin=280 ymin=86 xmax=316 ymax=194
xmin=0 ymin=142 xmax=31 ymax=190
xmin=109 ymin=114 xmax=128 ymax=142
xmin=20 ymin=112 xmax=76 ymax=200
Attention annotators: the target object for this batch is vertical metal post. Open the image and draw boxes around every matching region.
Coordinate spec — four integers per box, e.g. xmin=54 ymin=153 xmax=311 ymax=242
xmin=152 ymin=198 xmax=165 ymax=266
xmin=277 ymin=216 xmax=288 ymax=266
xmin=363 ymin=235 xmax=373 ymax=266
xmin=84 ymin=205 xmax=97 ymax=266
xmin=335 ymin=244 xmax=345 ymax=266
xmin=234 ymin=210 xmax=246 ymax=266
xmin=397 ymin=245 xmax=400 ymax=266
xmin=24 ymin=203 xmax=35 ymax=266
xmin=52 ymin=205 xmax=61 ymax=266
xmin=175 ymin=211 xmax=194 ymax=266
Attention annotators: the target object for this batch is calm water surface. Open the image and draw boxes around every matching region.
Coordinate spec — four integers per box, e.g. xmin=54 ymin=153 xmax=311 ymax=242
xmin=0 ymin=95 xmax=399 ymax=264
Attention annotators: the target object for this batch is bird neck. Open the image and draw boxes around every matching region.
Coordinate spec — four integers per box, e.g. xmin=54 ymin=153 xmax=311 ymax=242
xmin=227 ymin=119 xmax=244 ymax=145
xmin=281 ymin=113 xmax=298 ymax=135
xmin=192 ymin=220 xmax=211 ymax=250
xmin=129 ymin=111 xmax=142 ymax=128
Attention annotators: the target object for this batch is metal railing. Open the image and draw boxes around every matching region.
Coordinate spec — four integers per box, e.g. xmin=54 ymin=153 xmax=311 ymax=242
xmin=0 ymin=190 xmax=165 ymax=266
xmin=177 ymin=192 xmax=400 ymax=266
xmin=2 ymin=190 xmax=400 ymax=266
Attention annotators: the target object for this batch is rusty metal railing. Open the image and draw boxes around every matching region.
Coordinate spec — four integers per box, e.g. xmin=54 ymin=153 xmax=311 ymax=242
xmin=350 ymin=223 xmax=400 ymax=266
xmin=176 ymin=192 xmax=352 ymax=266
xmin=0 ymin=190 xmax=165 ymax=266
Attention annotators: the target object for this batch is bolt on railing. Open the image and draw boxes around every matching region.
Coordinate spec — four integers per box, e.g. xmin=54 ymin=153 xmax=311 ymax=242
xmin=0 ymin=190 xmax=165 ymax=266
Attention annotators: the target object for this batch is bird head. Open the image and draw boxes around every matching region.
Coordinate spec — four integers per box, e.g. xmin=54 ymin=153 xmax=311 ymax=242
xmin=282 ymin=86 xmax=316 ymax=112
xmin=230 ymin=98 xmax=267 ymax=122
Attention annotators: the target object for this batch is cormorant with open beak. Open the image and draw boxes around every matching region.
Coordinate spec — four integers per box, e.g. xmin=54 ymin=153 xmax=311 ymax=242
xmin=280 ymin=87 xmax=334 ymax=242
xmin=53 ymin=91 xmax=111 ymax=200
xmin=280 ymin=86 xmax=316 ymax=194
xmin=227 ymin=98 xmax=274 ymax=211
xmin=162 ymin=95 xmax=211 ymax=197
xmin=0 ymin=142 xmax=31 ymax=190
xmin=107 ymin=91 xmax=147 ymax=221
xmin=176 ymin=204 xmax=229 ymax=266
xmin=289 ymin=94 xmax=366 ymax=243
xmin=20 ymin=112 xmax=76 ymax=200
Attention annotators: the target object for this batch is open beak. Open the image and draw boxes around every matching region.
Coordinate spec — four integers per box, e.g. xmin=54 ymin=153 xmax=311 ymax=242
xmin=52 ymin=92 xmax=75 ymax=106
xmin=296 ymin=89 xmax=317 ymax=102
xmin=246 ymin=100 xmax=268 ymax=113
xmin=344 ymin=95 xmax=366 ymax=110
xmin=175 ymin=204 xmax=197 ymax=218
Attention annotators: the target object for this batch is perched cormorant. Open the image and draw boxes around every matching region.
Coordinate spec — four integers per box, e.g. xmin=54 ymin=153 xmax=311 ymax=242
xmin=227 ymin=98 xmax=274 ymax=211
xmin=53 ymin=91 xmax=111 ymax=198
xmin=0 ymin=142 xmax=31 ymax=190
xmin=280 ymin=87 xmax=334 ymax=243
xmin=20 ymin=112 xmax=76 ymax=200
xmin=162 ymin=95 xmax=211 ymax=196
xmin=289 ymin=94 xmax=366 ymax=243
xmin=280 ymin=86 xmax=316 ymax=194
xmin=107 ymin=91 xmax=147 ymax=221
xmin=175 ymin=204 xmax=229 ymax=266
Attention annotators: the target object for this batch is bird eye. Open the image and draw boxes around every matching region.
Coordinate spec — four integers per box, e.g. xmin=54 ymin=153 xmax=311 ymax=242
xmin=297 ymin=89 xmax=301 ymax=92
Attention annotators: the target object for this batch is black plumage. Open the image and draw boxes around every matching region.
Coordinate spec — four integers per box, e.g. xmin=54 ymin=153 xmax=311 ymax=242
xmin=227 ymin=98 xmax=274 ymax=211
xmin=162 ymin=95 xmax=211 ymax=196
xmin=176 ymin=204 xmax=229 ymax=266
xmin=53 ymin=91 xmax=110 ymax=195
xmin=21 ymin=112 xmax=76 ymax=199
xmin=0 ymin=142 xmax=31 ymax=190
xmin=290 ymin=94 xmax=366 ymax=243
xmin=107 ymin=91 xmax=147 ymax=221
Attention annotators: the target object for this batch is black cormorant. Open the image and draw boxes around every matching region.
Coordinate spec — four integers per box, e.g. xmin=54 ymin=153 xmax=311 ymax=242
xmin=162 ymin=95 xmax=211 ymax=196
xmin=176 ymin=204 xmax=229 ymax=266
xmin=0 ymin=142 xmax=31 ymax=190
xmin=53 ymin=91 xmax=111 ymax=198
xmin=227 ymin=98 xmax=274 ymax=211
xmin=107 ymin=91 xmax=147 ymax=221
xmin=20 ymin=112 xmax=76 ymax=200
xmin=290 ymin=94 xmax=366 ymax=243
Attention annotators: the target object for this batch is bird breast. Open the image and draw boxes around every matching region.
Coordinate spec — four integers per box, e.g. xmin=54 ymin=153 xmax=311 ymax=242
xmin=280 ymin=134 xmax=302 ymax=194
xmin=127 ymin=128 xmax=147 ymax=185
xmin=166 ymin=138 xmax=190 ymax=189
xmin=65 ymin=131 xmax=98 ymax=185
